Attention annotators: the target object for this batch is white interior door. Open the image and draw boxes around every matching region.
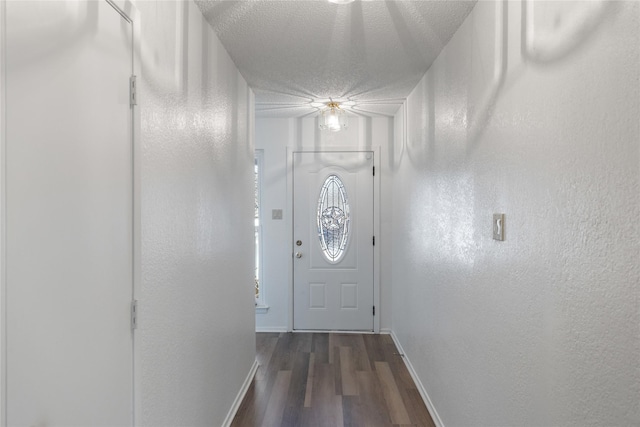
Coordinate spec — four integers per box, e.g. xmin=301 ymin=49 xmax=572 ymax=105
xmin=5 ymin=1 xmax=134 ymax=425
xmin=293 ymin=151 xmax=374 ymax=331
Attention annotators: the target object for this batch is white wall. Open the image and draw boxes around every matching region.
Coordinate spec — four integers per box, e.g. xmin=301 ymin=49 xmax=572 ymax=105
xmin=255 ymin=117 xmax=394 ymax=332
xmin=0 ymin=2 xmax=6 ymax=423
xmin=135 ymin=1 xmax=255 ymax=425
xmin=391 ymin=1 xmax=639 ymax=426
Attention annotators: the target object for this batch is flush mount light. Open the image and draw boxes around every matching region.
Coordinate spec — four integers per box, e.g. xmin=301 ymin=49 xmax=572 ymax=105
xmin=319 ymin=101 xmax=348 ymax=132
xmin=328 ymin=0 xmax=355 ymax=4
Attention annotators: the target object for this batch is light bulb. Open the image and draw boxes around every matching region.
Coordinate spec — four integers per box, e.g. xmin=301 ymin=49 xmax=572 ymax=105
xmin=318 ymin=101 xmax=348 ymax=132
xmin=327 ymin=110 xmax=341 ymax=131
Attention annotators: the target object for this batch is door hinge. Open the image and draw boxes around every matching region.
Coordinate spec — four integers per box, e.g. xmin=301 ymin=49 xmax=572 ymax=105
xmin=373 ymin=306 xmax=376 ymax=316
xmin=131 ymin=300 xmax=138 ymax=330
xmin=129 ymin=75 xmax=137 ymax=106
xmin=373 ymin=236 xmax=375 ymax=246
xmin=373 ymin=166 xmax=375 ymax=176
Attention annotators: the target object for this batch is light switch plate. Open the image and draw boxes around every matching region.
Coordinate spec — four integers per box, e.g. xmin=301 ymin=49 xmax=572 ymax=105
xmin=493 ymin=213 xmax=505 ymax=241
xmin=272 ymin=209 xmax=283 ymax=220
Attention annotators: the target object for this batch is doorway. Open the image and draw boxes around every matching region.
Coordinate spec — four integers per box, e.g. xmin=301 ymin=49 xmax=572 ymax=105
xmin=292 ymin=151 xmax=377 ymax=331
xmin=4 ymin=1 xmax=135 ymax=424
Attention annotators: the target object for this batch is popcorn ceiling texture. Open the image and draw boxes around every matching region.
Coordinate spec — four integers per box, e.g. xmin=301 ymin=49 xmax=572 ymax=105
xmin=195 ymin=0 xmax=475 ymax=117
xmin=391 ymin=1 xmax=639 ymax=425
xmin=135 ymin=1 xmax=255 ymax=425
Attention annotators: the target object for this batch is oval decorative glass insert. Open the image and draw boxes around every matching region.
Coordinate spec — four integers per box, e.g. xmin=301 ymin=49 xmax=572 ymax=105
xmin=317 ymin=175 xmax=350 ymax=262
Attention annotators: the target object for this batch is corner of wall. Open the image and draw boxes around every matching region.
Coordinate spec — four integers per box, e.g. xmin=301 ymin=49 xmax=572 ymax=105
xmin=0 ymin=2 xmax=6 ymax=425
xmin=220 ymin=360 xmax=258 ymax=427
xmin=388 ymin=331 xmax=444 ymax=427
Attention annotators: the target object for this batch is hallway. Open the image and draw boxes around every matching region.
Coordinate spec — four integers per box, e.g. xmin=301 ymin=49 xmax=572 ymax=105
xmin=232 ymin=333 xmax=435 ymax=427
xmin=2 ymin=1 xmax=638 ymax=425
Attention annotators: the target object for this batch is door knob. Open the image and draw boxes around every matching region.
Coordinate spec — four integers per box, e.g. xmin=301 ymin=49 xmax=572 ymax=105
xmin=295 ymin=252 xmax=302 ymax=258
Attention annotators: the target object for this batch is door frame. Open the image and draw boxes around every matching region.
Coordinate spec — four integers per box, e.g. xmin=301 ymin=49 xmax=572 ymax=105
xmin=0 ymin=1 xmax=141 ymax=425
xmin=287 ymin=146 xmax=381 ymax=333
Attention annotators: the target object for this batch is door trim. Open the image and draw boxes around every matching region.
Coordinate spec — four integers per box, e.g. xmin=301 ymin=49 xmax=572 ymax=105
xmin=287 ymin=146 xmax=381 ymax=333
xmin=0 ymin=1 xmax=141 ymax=425
xmin=0 ymin=1 xmax=7 ymax=424
xmin=107 ymin=2 xmax=142 ymax=426
xmin=110 ymin=2 xmax=142 ymax=425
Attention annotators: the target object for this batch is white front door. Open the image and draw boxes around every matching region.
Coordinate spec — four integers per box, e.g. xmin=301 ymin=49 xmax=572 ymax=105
xmin=293 ymin=151 xmax=374 ymax=331
xmin=5 ymin=1 xmax=134 ymax=424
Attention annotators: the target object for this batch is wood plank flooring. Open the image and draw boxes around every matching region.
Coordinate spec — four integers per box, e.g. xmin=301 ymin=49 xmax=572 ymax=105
xmin=232 ymin=333 xmax=436 ymax=427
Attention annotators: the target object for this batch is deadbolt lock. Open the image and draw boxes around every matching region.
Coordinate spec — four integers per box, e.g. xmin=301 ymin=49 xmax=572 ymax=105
xmin=296 ymin=240 xmax=302 ymax=246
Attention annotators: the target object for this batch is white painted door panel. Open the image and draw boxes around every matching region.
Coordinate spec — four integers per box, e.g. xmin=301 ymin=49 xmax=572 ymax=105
xmin=293 ymin=152 xmax=374 ymax=331
xmin=6 ymin=1 xmax=133 ymax=425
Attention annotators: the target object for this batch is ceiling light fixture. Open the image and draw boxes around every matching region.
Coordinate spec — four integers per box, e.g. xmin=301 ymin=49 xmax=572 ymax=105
xmin=319 ymin=101 xmax=348 ymax=132
xmin=328 ymin=0 xmax=355 ymax=4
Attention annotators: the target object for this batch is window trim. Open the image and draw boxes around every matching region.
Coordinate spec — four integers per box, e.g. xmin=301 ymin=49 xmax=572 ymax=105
xmin=254 ymin=150 xmax=267 ymax=310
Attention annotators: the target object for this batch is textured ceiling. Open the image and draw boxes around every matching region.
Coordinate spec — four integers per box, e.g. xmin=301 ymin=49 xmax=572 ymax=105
xmin=195 ymin=0 xmax=476 ymax=117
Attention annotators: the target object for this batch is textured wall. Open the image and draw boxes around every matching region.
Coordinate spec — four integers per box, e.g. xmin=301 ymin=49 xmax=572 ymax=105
xmin=391 ymin=1 xmax=639 ymax=426
xmin=135 ymin=1 xmax=255 ymax=425
xmin=255 ymin=117 xmax=394 ymax=332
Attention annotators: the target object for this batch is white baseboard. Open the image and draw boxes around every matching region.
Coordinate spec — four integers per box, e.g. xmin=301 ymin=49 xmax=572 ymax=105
xmin=389 ymin=330 xmax=444 ymax=427
xmin=293 ymin=329 xmax=374 ymax=334
xmin=255 ymin=326 xmax=288 ymax=333
xmin=255 ymin=328 xmax=390 ymax=334
xmin=221 ymin=359 xmax=258 ymax=427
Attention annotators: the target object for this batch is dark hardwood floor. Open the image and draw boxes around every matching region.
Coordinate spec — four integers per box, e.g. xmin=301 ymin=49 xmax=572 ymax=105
xmin=231 ymin=332 xmax=436 ymax=427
